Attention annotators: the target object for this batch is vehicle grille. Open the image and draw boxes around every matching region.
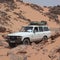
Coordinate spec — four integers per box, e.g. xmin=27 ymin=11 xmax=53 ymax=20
xmin=9 ymin=36 xmax=17 ymax=40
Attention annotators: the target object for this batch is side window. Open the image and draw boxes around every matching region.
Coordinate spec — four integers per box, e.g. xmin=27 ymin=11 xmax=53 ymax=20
xmin=34 ymin=27 xmax=38 ymax=32
xmin=44 ymin=27 xmax=49 ymax=31
xmin=39 ymin=27 xmax=43 ymax=32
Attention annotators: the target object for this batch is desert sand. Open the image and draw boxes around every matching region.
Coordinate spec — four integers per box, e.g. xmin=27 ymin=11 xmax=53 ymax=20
xmin=0 ymin=0 xmax=60 ymax=60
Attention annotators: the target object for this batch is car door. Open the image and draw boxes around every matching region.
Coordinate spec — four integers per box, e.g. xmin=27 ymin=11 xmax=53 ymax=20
xmin=38 ymin=27 xmax=44 ymax=40
xmin=32 ymin=27 xmax=40 ymax=41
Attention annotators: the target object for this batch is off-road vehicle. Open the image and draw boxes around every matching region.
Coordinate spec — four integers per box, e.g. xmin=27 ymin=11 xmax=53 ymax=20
xmin=6 ymin=21 xmax=51 ymax=47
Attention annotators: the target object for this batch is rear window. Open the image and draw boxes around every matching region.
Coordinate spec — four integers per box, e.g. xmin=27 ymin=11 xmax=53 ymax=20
xmin=44 ymin=27 xmax=49 ymax=31
xmin=39 ymin=27 xmax=43 ymax=32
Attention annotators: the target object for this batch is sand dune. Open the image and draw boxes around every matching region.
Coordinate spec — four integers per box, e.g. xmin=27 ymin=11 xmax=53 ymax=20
xmin=0 ymin=0 xmax=60 ymax=60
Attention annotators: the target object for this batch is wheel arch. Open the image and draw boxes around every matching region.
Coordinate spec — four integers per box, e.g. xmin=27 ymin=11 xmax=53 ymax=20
xmin=23 ymin=37 xmax=31 ymax=45
xmin=23 ymin=37 xmax=30 ymax=41
xmin=42 ymin=35 xmax=48 ymax=40
xmin=43 ymin=35 xmax=48 ymax=38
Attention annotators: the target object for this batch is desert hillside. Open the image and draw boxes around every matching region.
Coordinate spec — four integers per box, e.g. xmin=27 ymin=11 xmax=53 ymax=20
xmin=0 ymin=0 xmax=60 ymax=60
xmin=0 ymin=0 xmax=60 ymax=32
xmin=0 ymin=0 xmax=60 ymax=40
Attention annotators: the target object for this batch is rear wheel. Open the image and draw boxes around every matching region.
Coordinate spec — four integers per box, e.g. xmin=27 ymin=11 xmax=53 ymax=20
xmin=42 ymin=36 xmax=48 ymax=42
xmin=23 ymin=39 xmax=30 ymax=45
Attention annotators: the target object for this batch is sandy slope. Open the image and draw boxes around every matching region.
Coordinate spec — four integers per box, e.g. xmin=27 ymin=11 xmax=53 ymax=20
xmin=0 ymin=37 xmax=60 ymax=60
xmin=0 ymin=0 xmax=60 ymax=60
xmin=0 ymin=0 xmax=60 ymax=40
xmin=0 ymin=0 xmax=60 ymax=32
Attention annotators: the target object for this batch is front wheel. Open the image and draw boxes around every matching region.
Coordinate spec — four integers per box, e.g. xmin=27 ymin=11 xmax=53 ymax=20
xmin=23 ymin=39 xmax=30 ymax=45
xmin=9 ymin=43 xmax=16 ymax=47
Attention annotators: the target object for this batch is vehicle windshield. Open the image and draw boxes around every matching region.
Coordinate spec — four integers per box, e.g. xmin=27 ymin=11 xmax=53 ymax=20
xmin=20 ymin=26 xmax=33 ymax=32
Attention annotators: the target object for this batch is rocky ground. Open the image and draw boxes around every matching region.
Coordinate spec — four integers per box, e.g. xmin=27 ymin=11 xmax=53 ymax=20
xmin=0 ymin=0 xmax=60 ymax=60
xmin=0 ymin=33 xmax=60 ymax=60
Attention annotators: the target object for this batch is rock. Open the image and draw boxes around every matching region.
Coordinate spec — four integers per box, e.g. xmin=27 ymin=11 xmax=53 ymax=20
xmin=48 ymin=46 xmax=60 ymax=60
xmin=0 ymin=0 xmax=14 ymax=3
xmin=9 ymin=53 xmax=27 ymax=60
xmin=0 ymin=40 xmax=3 ymax=46
xmin=0 ymin=40 xmax=9 ymax=47
xmin=7 ymin=45 xmax=27 ymax=55
xmin=0 ymin=26 xmax=6 ymax=33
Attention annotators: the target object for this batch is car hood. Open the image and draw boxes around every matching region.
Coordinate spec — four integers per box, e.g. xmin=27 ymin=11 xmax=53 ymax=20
xmin=8 ymin=32 xmax=31 ymax=36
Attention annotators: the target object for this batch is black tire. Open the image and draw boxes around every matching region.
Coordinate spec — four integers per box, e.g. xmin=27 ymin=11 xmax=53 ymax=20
xmin=23 ymin=39 xmax=30 ymax=45
xmin=9 ymin=43 xmax=16 ymax=47
xmin=42 ymin=36 xmax=48 ymax=42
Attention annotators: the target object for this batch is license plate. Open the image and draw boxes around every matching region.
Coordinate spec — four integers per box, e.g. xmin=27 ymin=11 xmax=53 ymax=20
xmin=10 ymin=41 xmax=15 ymax=43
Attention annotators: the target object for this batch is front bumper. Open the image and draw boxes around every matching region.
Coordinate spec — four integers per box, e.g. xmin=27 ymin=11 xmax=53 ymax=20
xmin=6 ymin=36 xmax=22 ymax=43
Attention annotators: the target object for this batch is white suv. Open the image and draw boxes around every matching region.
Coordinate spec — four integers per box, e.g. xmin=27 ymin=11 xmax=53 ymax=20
xmin=6 ymin=24 xmax=51 ymax=47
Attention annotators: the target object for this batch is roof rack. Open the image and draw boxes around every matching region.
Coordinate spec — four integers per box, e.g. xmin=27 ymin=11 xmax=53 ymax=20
xmin=29 ymin=21 xmax=47 ymax=25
